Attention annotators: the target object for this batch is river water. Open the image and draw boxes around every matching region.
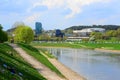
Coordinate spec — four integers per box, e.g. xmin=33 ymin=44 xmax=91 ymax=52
xmin=44 ymin=47 xmax=120 ymax=80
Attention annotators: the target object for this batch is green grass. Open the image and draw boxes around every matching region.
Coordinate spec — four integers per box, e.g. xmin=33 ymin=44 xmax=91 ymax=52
xmin=0 ymin=43 xmax=46 ymax=80
xmin=18 ymin=43 xmax=64 ymax=78
xmin=78 ymin=42 xmax=120 ymax=50
xmin=38 ymin=48 xmax=55 ymax=58
xmin=31 ymin=42 xmax=82 ymax=48
xmin=31 ymin=42 xmax=120 ymax=50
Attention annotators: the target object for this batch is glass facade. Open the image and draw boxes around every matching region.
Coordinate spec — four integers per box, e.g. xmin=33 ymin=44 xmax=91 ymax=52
xmin=35 ymin=22 xmax=42 ymax=36
xmin=55 ymin=29 xmax=64 ymax=38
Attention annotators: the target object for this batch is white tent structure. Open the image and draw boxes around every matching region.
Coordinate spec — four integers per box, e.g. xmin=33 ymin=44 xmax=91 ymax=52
xmin=73 ymin=28 xmax=105 ymax=37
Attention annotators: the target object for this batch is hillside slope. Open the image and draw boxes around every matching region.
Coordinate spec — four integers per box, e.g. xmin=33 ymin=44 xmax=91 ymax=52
xmin=0 ymin=43 xmax=46 ymax=80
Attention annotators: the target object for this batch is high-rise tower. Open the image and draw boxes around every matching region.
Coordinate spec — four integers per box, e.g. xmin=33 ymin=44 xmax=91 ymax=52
xmin=35 ymin=22 xmax=42 ymax=36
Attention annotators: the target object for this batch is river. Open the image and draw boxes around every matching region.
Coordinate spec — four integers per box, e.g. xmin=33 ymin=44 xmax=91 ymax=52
xmin=44 ymin=47 xmax=120 ymax=80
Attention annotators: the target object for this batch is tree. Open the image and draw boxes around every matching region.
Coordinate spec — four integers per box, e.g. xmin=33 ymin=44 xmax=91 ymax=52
xmin=2 ymin=31 xmax=8 ymax=42
xmin=116 ymin=28 xmax=120 ymax=37
xmin=105 ymin=30 xmax=117 ymax=38
xmin=0 ymin=24 xmax=2 ymax=30
xmin=0 ymin=31 xmax=8 ymax=43
xmin=0 ymin=24 xmax=8 ymax=43
xmin=14 ymin=25 xmax=34 ymax=43
xmin=39 ymin=33 xmax=51 ymax=41
xmin=90 ymin=32 xmax=103 ymax=40
xmin=65 ymin=29 xmax=73 ymax=34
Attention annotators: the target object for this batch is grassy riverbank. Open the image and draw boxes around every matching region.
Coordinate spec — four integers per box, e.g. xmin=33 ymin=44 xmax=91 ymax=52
xmin=31 ymin=42 xmax=82 ymax=48
xmin=18 ymin=43 xmax=64 ymax=78
xmin=38 ymin=48 xmax=56 ymax=58
xmin=77 ymin=42 xmax=120 ymax=50
xmin=31 ymin=42 xmax=120 ymax=50
xmin=0 ymin=43 xmax=46 ymax=80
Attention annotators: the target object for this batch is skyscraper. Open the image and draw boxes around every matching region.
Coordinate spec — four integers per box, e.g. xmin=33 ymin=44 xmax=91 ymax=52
xmin=35 ymin=22 xmax=42 ymax=36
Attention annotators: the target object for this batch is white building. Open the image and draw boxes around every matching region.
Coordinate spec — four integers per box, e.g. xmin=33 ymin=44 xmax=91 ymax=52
xmin=67 ymin=28 xmax=105 ymax=41
xmin=73 ymin=28 xmax=105 ymax=37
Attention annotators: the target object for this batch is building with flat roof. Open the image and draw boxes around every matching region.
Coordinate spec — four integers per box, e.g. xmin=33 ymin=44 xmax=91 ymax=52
xmin=67 ymin=28 xmax=105 ymax=41
xmin=73 ymin=28 xmax=105 ymax=37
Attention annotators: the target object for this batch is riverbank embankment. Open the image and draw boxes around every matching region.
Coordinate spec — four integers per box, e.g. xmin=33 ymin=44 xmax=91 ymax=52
xmin=35 ymin=46 xmax=120 ymax=54
xmin=10 ymin=44 xmax=66 ymax=80
xmin=95 ymin=48 xmax=120 ymax=54
xmin=40 ymin=51 xmax=86 ymax=80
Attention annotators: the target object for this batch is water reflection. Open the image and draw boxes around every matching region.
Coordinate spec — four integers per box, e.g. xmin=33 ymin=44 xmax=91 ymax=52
xmin=45 ymin=48 xmax=120 ymax=80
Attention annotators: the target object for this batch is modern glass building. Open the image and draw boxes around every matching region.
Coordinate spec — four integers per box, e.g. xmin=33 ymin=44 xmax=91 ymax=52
xmin=55 ymin=29 xmax=64 ymax=38
xmin=35 ymin=22 xmax=42 ymax=36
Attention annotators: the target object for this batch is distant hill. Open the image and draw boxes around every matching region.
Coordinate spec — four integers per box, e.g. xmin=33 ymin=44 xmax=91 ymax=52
xmin=65 ymin=25 xmax=120 ymax=31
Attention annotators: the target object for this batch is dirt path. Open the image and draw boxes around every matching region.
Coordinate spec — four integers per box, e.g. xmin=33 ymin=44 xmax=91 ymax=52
xmin=40 ymin=51 xmax=86 ymax=80
xmin=95 ymin=48 xmax=120 ymax=53
xmin=9 ymin=44 xmax=66 ymax=80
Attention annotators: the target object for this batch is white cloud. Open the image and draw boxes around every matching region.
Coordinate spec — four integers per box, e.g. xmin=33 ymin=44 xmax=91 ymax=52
xmin=24 ymin=13 xmax=41 ymax=24
xmin=29 ymin=0 xmax=111 ymax=18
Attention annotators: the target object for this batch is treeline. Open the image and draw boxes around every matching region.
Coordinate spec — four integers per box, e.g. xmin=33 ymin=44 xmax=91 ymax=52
xmin=65 ymin=25 xmax=120 ymax=30
xmin=89 ymin=28 xmax=120 ymax=41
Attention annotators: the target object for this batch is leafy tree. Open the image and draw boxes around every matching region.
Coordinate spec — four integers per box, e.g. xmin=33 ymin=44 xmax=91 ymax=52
xmin=2 ymin=31 xmax=8 ymax=42
xmin=14 ymin=26 xmax=24 ymax=42
xmin=0 ymin=24 xmax=8 ymax=43
xmin=105 ymin=30 xmax=117 ymax=37
xmin=39 ymin=33 xmax=50 ymax=41
xmin=14 ymin=25 xmax=34 ymax=43
xmin=0 ymin=31 xmax=8 ymax=43
xmin=90 ymin=32 xmax=103 ymax=40
xmin=65 ymin=29 xmax=73 ymax=34
xmin=0 ymin=24 xmax=2 ymax=30
xmin=117 ymin=28 xmax=120 ymax=37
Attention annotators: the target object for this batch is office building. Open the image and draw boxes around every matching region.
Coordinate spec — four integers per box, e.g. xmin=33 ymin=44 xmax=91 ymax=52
xmin=35 ymin=22 xmax=42 ymax=36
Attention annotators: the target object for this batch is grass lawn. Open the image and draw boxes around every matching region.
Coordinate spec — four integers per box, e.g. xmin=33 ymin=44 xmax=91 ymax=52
xmin=31 ymin=42 xmax=120 ymax=50
xmin=38 ymin=48 xmax=55 ymax=58
xmin=18 ymin=43 xmax=64 ymax=78
xmin=78 ymin=42 xmax=120 ymax=50
xmin=0 ymin=43 xmax=46 ymax=80
xmin=31 ymin=42 xmax=82 ymax=48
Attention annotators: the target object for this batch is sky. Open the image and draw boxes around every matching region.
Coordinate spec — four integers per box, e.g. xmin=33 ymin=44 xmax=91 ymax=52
xmin=0 ymin=0 xmax=120 ymax=30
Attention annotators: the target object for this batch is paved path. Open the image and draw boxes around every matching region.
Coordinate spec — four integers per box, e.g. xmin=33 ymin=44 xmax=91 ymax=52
xmin=9 ymin=44 xmax=66 ymax=80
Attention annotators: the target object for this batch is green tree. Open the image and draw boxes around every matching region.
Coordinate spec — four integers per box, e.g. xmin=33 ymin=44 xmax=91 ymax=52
xmin=116 ymin=28 xmax=120 ymax=40
xmin=2 ymin=31 xmax=8 ymax=42
xmin=14 ymin=25 xmax=34 ymax=43
xmin=105 ymin=30 xmax=117 ymax=37
xmin=39 ymin=33 xmax=50 ymax=41
xmin=117 ymin=28 xmax=120 ymax=35
xmin=0 ymin=24 xmax=2 ymax=30
xmin=66 ymin=29 xmax=73 ymax=34
xmin=90 ymin=32 xmax=103 ymax=40
xmin=0 ymin=24 xmax=8 ymax=43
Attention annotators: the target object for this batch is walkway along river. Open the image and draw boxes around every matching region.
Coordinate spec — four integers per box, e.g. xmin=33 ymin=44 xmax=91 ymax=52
xmin=44 ymin=47 xmax=120 ymax=80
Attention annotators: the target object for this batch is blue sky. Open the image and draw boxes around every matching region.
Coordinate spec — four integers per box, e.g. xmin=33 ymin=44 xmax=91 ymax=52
xmin=0 ymin=0 xmax=120 ymax=30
